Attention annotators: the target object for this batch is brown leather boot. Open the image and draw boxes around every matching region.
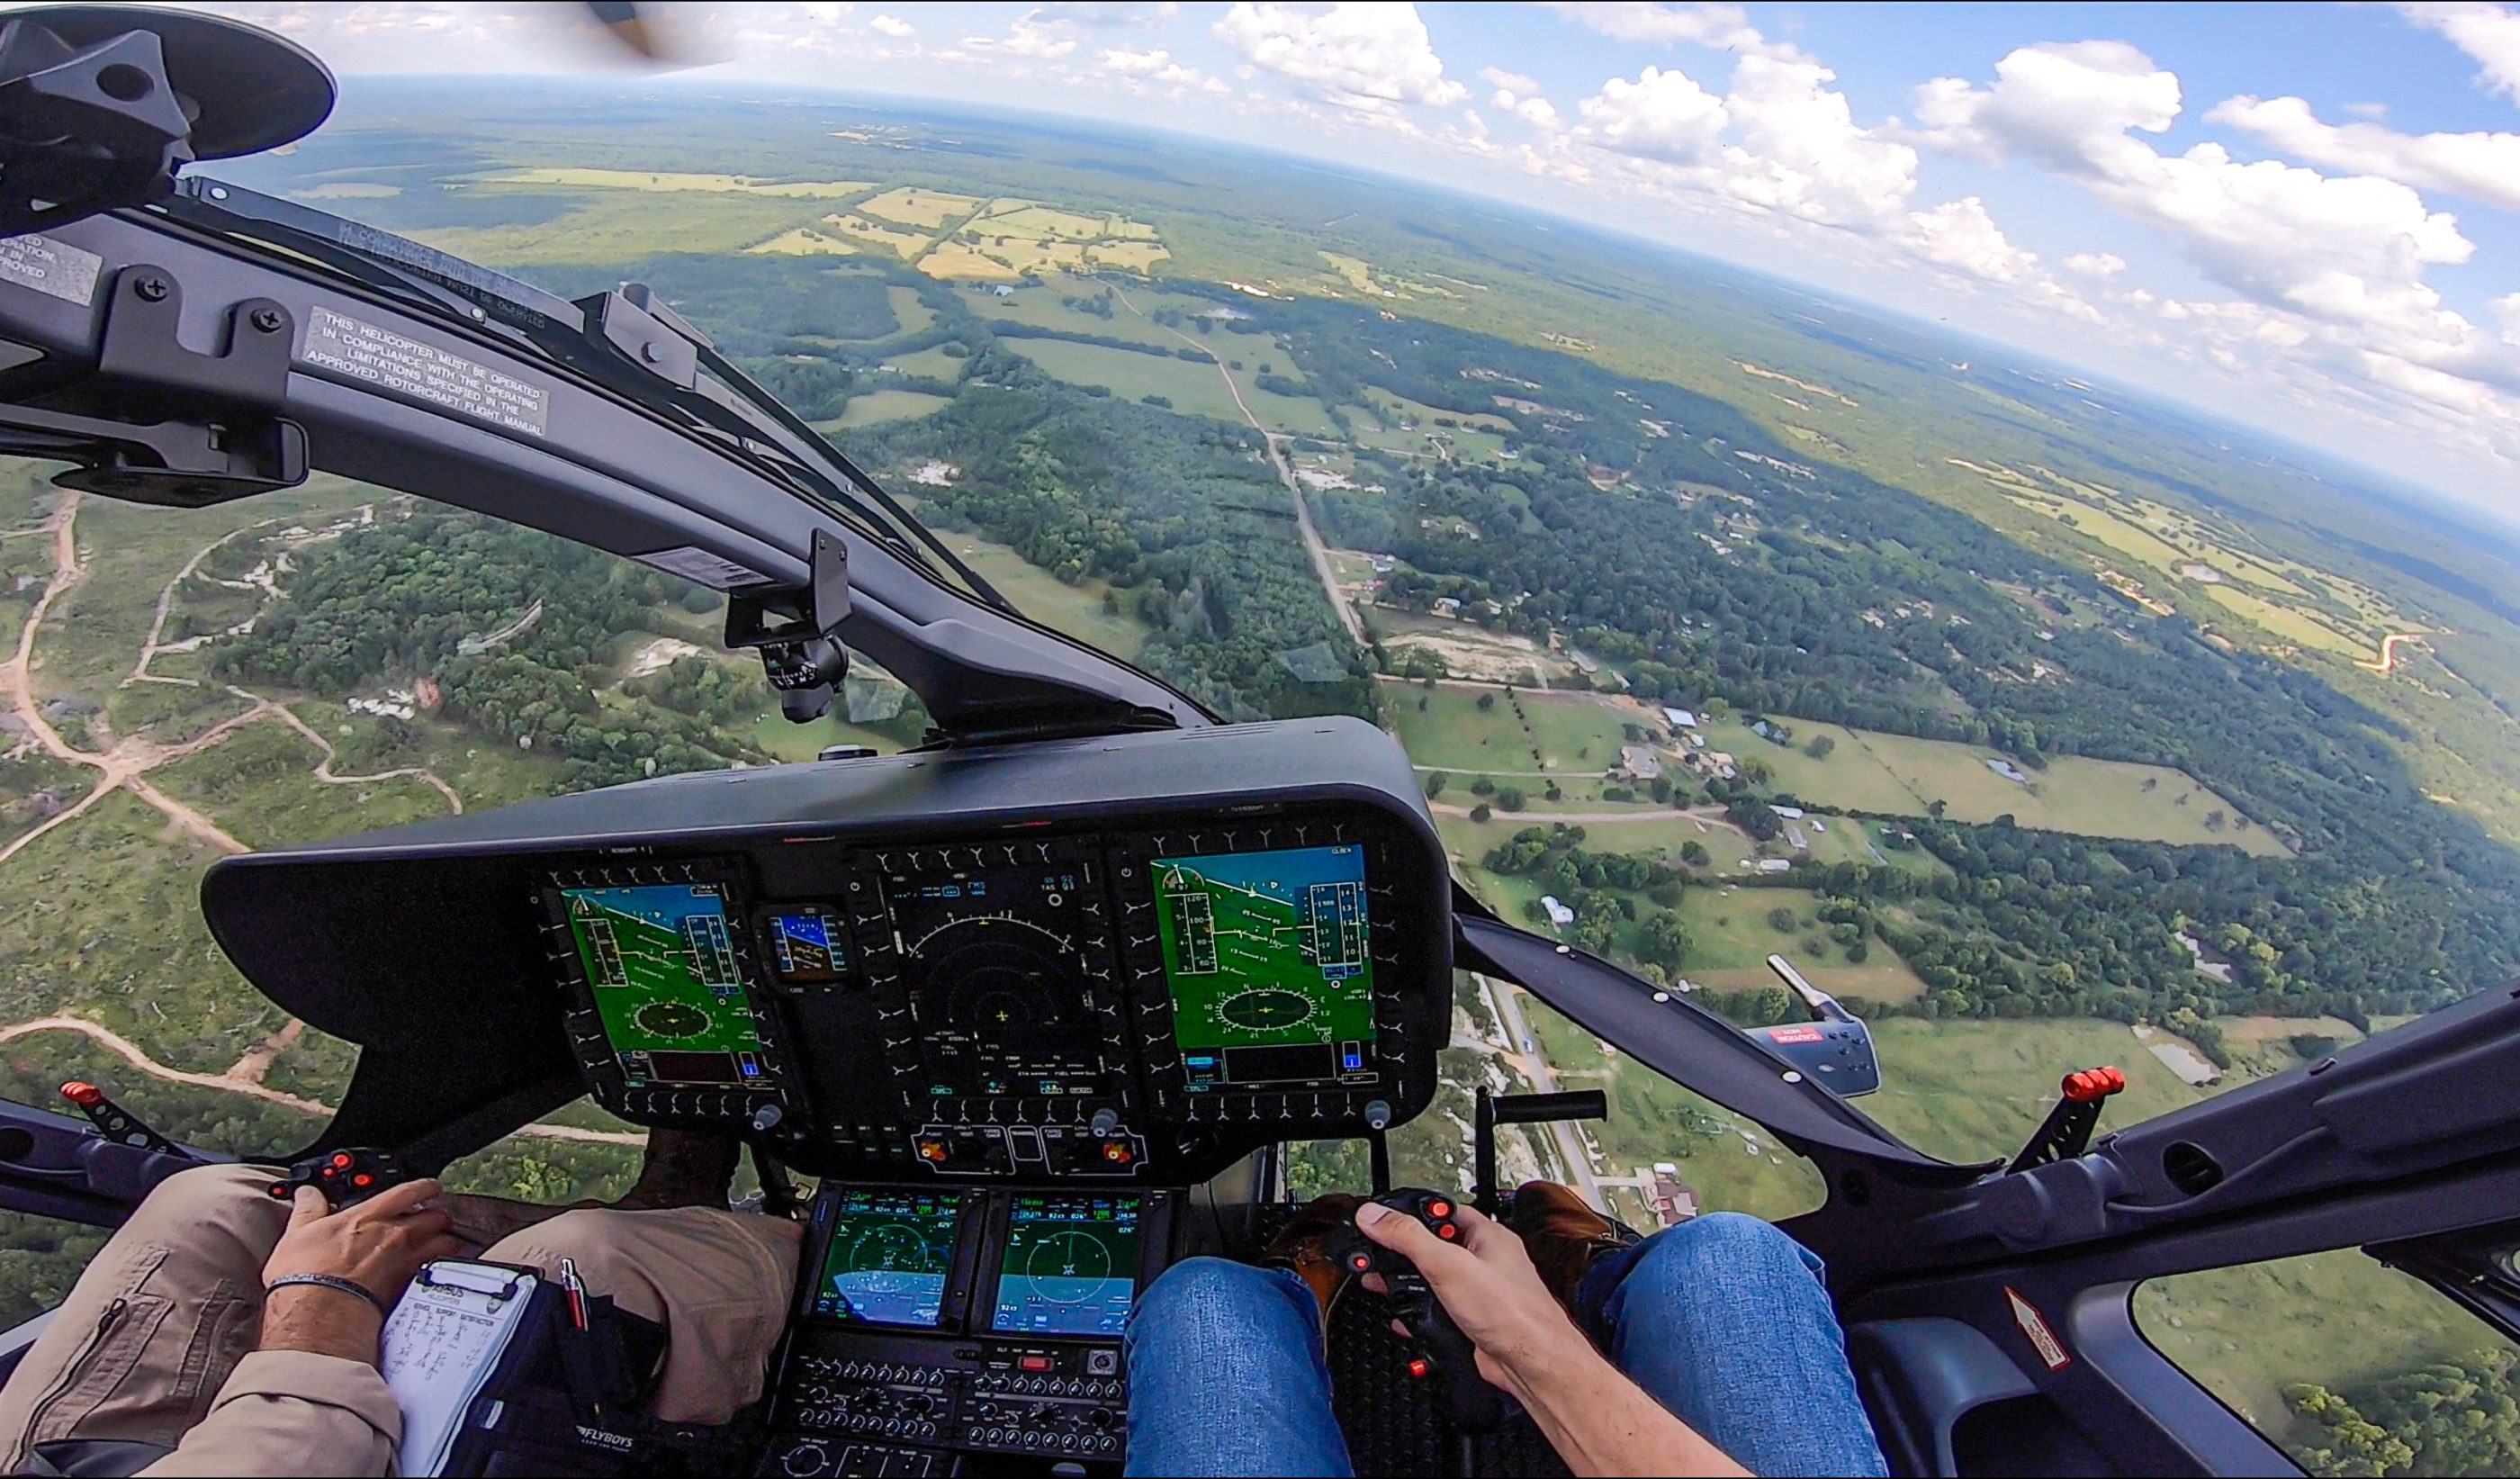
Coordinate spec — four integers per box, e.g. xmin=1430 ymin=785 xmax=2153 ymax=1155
xmin=1503 ymin=1181 xmax=1642 ymax=1318
xmin=1258 ymin=1193 xmax=1365 ymax=1325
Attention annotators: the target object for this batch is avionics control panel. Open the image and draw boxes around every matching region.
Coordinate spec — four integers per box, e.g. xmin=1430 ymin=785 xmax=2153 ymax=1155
xmin=763 ymin=1181 xmax=1174 ymax=1474
xmin=535 ymin=795 xmax=1445 ymax=1184
xmin=203 ymin=717 xmax=1449 ymax=1190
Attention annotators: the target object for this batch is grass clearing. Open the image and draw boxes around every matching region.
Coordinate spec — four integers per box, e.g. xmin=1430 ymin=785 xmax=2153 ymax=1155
xmin=1708 ymin=719 xmax=2289 ymax=853
xmin=858 ymin=187 xmax=982 ymax=229
xmin=494 ymin=168 xmax=873 ymax=197
xmin=2201 ymin=582 xmax=2371 ymax=658
xmin=824 ymin=213 xmax=934 ymax=258
xmin=746 ymin=227 xmax=858 ymax=257
xmin=917 ymin=240 xmax=1023 ymax=282
xmin=415 ymin=190 xmax=812 ymax=266
xmin=938 ymin=530 xmax=1150 ymax=661
xmin=885 ymin=344 xmax=967 ymax=379
xmin=1000 ymin=339 xmax=1249 ymax=421
xmin=824 ymin=390 xmax=951 ymax=428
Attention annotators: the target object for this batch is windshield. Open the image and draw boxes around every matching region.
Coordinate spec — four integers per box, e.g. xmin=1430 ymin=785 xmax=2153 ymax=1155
xmin=3 ymin=36 xmax=2518 ymax=1471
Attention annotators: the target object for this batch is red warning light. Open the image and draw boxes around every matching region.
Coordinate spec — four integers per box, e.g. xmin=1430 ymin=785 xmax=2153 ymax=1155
xmin=1102 ymin=1141 xmax=1132 ymax=1163
xmin=58 ymin=1082 xmax=101 ymax=1107
xmin=917 ymin=1141 xmax=947 ymax=1162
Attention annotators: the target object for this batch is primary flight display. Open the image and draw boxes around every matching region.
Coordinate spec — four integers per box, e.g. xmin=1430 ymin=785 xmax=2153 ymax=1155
xmin=1153 ymin=843 xmax=1377 ymax=1087
xmin=561 ymin=882 xmax=770 ymax=1088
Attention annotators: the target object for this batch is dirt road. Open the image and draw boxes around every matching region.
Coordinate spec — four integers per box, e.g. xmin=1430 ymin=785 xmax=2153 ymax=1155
xmin=1107 ymin=285 xmax=1366 ymax=646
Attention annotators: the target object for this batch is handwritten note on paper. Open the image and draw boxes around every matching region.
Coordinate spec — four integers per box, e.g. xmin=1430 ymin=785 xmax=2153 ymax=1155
xmin=381 ymin=1264 xmax=537 ymax=1476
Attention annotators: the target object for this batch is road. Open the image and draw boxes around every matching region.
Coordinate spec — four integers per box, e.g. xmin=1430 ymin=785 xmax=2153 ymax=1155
xmin=1481 ymin=973 xmax=1607 ymax=1212
xmin=1106 ymin=284 xmax=1366 ymax=646
xmin=2356 ymin=631 xmax=2427 ymax=673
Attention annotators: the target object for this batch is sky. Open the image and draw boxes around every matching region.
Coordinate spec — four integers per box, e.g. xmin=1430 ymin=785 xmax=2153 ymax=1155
xmin=160 ymin=3 xmax=2520 ymax=520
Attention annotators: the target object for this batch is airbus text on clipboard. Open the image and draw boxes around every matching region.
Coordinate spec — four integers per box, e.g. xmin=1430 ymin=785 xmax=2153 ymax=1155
xmin=381 ymin=1261 xmax=537 ymax=1476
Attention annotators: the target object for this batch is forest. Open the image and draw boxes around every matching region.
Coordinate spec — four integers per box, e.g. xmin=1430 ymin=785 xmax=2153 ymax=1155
xmin=213 ymin=507 xmax=769 ymax=789
xmin=1246 ymin=302 xmax=2520 ymax=1021
xmin=838 ymin=342 xmax=1376 ymax=723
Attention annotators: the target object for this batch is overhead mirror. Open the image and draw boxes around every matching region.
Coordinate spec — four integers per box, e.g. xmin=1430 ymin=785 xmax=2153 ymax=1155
xmin=0 ymin=5 xmax=333 ymax=236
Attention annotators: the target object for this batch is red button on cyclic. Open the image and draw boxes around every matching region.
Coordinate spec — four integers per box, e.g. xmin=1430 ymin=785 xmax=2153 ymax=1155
xmin=1427 ymin=1200 xmax=1452 ymax=1218
xmin=1407 ymin=1358 xmax=1430 ymax=1379
xmin=1436 ymin=1223 xmax=1460 ymax=1240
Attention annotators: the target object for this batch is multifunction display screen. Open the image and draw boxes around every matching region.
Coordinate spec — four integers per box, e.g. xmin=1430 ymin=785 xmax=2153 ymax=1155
xmin=561 ymin=883 xmax=770 ymax=1087
xmin=992 ymin=1194 xmax=1140 ymax=1336
xmin=881 ymin=861 xmax=1107 ymax=1099
xmin=812 ymin=1188 xmax=964 ymax=1327
xmin=1152 ymin=845 xmax=1377 ymax=1088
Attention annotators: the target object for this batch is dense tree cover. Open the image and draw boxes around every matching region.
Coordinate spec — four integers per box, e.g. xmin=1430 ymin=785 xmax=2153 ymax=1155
xmin=214 ymin=507 xmax=769 ymax=789
xmin=840 ymin=345 xmax=1372 ymax=722
xmin=2286 ymin=1348 xmax=2519 ymax=1477
xmin=1244 ymin=302 xmax=2520 ymax=1017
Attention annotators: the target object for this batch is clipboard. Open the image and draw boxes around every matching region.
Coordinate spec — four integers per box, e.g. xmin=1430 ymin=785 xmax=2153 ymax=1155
xmin=380 ymin=1261 xmax=541 ymax=1477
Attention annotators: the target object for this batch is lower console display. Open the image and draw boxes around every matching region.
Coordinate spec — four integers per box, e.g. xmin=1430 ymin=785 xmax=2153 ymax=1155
xmin=561 ymin=882 xmax=770 ymax=1088
xmin=813 ymin=1188 xmax=964 ymax=1327
xmin=992 ymin=1193 xmax=1141 ymax=1336
xmin=1154 ymin=843 xmax=1378 ymax=1088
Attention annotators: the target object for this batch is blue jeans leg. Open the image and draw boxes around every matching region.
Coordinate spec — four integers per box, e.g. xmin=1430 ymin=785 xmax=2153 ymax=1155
xmin=1123 ymin=1258 xmax=1354 ymax=1478
xmin=1578 ymin=1212 xmax=1889 ymax=1478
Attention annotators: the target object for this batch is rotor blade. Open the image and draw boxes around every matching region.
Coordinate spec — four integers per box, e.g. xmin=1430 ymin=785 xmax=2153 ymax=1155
xmin=584 ymin=2 xmax=666 ymax=61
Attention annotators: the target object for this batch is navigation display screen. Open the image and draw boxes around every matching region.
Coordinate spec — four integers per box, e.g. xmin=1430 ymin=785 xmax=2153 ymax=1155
xmin=881 ymin=860 xmax=1107 ymax=1099
xmin=561 ymin=883 xmax=770 ymax=1088
xmin=1153 ymin=845 xmax=1377 ymax=1089
xmin=992 ymin=1194 xmax=1140 ymax=1337
xmin=812 ymin=1188 xmax=964 ymax=1327
xmin=764 ymin=906 xmax=847 ymax=983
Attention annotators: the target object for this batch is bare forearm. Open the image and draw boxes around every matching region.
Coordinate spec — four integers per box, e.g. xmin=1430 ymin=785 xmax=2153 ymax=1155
xmin=258 ymin=1285 xmax=382 ymax=1366
xmin=1505 ymin=1331 xmax=1747 ymax=1479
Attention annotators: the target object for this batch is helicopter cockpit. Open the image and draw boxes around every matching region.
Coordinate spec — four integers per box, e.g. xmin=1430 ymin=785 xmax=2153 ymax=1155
xmin=0 ymin=8 xmax=2514 ymax=1479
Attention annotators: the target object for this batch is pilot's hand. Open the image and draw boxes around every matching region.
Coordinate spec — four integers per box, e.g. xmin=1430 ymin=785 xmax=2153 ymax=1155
xmin=1354 ymin=1199 xmax=1588 ymax=1402
xmin=1356 ymin=1202 xmax=1749 ymax=1476
xmin=260 ymin=1177 xmax=464 ymax=1365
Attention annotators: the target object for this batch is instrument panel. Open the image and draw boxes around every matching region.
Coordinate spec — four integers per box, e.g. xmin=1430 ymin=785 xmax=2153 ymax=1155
xmin=538 ymin=806 xmax=1446 ymax=1186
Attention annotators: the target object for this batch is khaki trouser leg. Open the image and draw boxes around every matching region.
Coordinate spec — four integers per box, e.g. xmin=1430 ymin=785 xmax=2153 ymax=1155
xmin=0 ymin=1164 xmax=284 ymax=1472
xmin=483 ymin=1207 xmax=801 ymax=1427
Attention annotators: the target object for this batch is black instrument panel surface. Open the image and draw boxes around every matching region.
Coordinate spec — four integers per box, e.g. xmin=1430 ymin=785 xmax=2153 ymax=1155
xmin=201 ymin=717 xmax=1449 ymax=1185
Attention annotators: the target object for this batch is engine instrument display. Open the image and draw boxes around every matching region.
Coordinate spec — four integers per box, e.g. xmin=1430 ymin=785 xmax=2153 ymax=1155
xmin=811 ymin=1187 xmax=965 ymax=1327
xmin=561 ymin=883 xmax=770 ymax=1088
xmin=991 ymin=1193 xmax=1141 ymax=1336
xmin=1153 ymin=844 xmax=1377 ymax=1088
xmin=880 ymin=859 xmax=1108 ymax=1099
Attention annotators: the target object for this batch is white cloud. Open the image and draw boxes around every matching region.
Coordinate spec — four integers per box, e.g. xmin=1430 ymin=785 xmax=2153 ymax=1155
xmin=1917 ymin=39 xmax=2520 ymax=464
xmin=1577 ymin=65 xmax=1727 ymax=162
xmin=2210 ymin=94 xmax=2520 ymax=212
xmin=2064 ymin=251 xmax=2128 ymax=276
xmin=1544 ymin=3 xmax=1797 ymax=59
xmin=1100 ymin=46 xmax=1173 ymax=75
xmin=1480 ymin=67 xmax=1543 ymax=96
xmin=965 ymin=10 xmax=1079 ymax=59
xmin=868 ymin=14 xmax=914 ymax=40
xmin=2398 ymin=2 xmax=2520 ymax=100
xmin=1212 ymin=3 xmax=1466 ymax=111
xmin=1906 ymin=196 xmax=2038 ymax=283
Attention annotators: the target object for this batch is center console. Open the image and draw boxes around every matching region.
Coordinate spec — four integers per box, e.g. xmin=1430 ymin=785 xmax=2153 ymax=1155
xmin=764 ymin=1184 xmax=1175 ymax=1476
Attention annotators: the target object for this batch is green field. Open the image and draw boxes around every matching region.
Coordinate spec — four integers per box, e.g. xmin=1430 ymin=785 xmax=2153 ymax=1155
xmin=1706 ymin=719 xmax=2290 ymax=853
xmin=1390 ymin=683 xmax=1633 ymax=772
xmin=830 ymin=389 xmax=952 ymax=427
xmin=1153 ymin=848 xmax=1376 ymax=1057
xmin=1004 ymin=338 xmax=1253 ymax=422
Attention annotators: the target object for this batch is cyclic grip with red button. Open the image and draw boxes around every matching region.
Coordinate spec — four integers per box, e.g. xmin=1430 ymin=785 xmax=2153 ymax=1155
xmin=1320 ymin=1188 xmax=1509 ymax=1432
xmin=267 ymin=1147 xmax=411 ymax=1210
